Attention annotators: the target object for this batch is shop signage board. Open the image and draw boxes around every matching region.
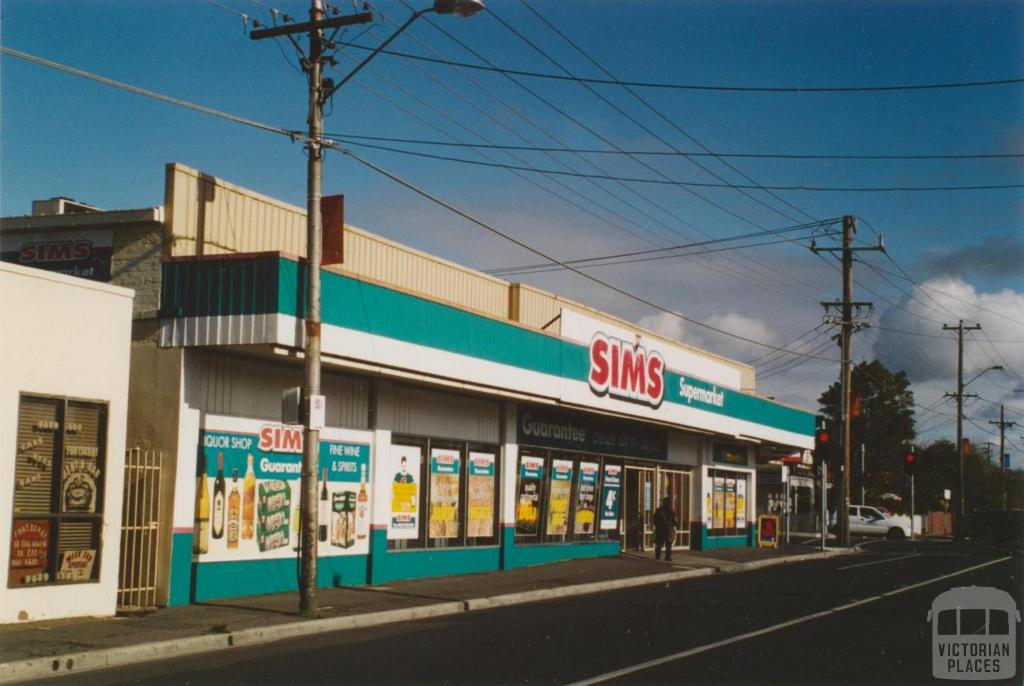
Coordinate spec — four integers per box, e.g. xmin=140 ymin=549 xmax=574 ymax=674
xmin=1 ymin=229 xmax=114 ymax=281
xmin=574 ymin=461 xmax=599 ymax=534
xmin=599 ymin=464 xmax=621 ymax=530
xmin=758 ymin=515 xmax=780 ymax=548
xmin=196 ymin=419 xmax=371 ymax=560
xmin=386 ymin=444 xmax=420 ymax=540
xmin=547 ymin=459 xmax=573 ymax=535
xmin=467 ymin=452 xmax=495 ymax=538
xmin=429 ymin=449 xmax=461 ymax=539
xmin=516 ymin=456 xmax=545 ymax=534
xmin=714 ymin=443 xmax=748 ymax=466
xmin=517 ymin=406 xmax=667 ymax=461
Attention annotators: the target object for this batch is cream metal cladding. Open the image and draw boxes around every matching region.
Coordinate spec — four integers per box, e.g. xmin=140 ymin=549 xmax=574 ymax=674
xmin=161 ymin=164 xmax=753 ymax=394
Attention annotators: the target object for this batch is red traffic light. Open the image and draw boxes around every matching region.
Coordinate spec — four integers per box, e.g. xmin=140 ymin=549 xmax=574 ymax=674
xmin=817 ymin=430 xmax=830 ymax=444
xmin=904 ymin=452 xmax=915 ymax=464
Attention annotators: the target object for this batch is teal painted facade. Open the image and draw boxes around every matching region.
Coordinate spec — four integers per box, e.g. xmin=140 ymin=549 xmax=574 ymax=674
xmin=160 ymin=256 xmax=816 ymax=439
xmin=500 ymin=526 xmax=620 ymax=569
xmin=367 ymin=529 xmax=501 ymax=584
xmin=691 ymin=524 xmax=751 ymax=551
xmin=168 ymin=532 xmax=194 ymax=606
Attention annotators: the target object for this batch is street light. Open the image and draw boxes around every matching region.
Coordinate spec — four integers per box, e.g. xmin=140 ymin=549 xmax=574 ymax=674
xmin=252 ymin=0 xmax=483 ymax=617
xmin=964 ymin=365 xmax=1003 ymax=389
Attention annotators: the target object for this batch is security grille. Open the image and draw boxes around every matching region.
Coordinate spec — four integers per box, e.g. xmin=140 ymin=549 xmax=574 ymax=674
xmin=116 ymin=448 xmax=162 ymax=610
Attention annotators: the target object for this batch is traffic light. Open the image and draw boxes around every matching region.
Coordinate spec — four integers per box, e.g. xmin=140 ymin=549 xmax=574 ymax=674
xmin=864 ymin=470 xmax=874 ymax=485
xmin=904 ymin=445 xmax=916 ymax=475
xmin=815 ymin=416 xmax=834 ymax=450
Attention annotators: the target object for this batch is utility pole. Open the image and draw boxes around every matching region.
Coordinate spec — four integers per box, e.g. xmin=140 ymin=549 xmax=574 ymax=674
xmin=251 ymin=1 xmax=372 ymax=618
xmin=811 ymin=215 xmax=883 ymax=547
xmin=942 ymin=320 xmax=981 ymax=532
xmin=990 ymin=405 xmax=1016 ymax=511
xmin=860 ymin=443 xmax=865 ymax=505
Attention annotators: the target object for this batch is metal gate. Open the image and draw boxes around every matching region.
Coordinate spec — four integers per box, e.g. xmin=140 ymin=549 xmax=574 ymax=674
xmin=117 ymin=448 xmax=163 ymax=610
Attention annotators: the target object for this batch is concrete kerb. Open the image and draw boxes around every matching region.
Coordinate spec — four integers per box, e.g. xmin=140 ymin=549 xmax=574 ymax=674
xmin=0 ymin=549 xmax=857 ymax=684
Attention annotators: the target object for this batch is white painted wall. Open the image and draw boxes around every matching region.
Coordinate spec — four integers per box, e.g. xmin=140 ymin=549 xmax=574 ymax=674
xmin=0 ymin=263 xmax=133 ymax=623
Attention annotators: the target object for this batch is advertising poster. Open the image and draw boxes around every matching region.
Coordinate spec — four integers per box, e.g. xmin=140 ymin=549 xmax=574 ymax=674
xmin=713 ymin=477 xmax=725 ymax=530
xmin=387 ymin=444 xmax=421 ymax=540
xmin=429 ymin=449 xmax=461 ymax=539
xmin=735 ymin=479 xmax=747 ymax=529
xmin=547 ymin=459 xmax=573 ymax=536
xmin=574 ymin=461 xmax=599 ymax=534
xmin=725 ymin=478 xmax=736 ymax=529
xmin=467 ymin=452 xmax=495 ymax=538
xmin=8 ymin=519 xmax=49 ymax=585
xmin=57 ymin=549 xmax=96 ymax=582
xmin=196 ymin=420 xmax=371 ymax=561
xmin=515 ymin=456 xmax=544 ymax=534
xmin=599 ymin=464 xmax=621 ymax=530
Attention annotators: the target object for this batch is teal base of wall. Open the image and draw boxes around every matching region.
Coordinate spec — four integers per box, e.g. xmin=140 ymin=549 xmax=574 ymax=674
xmin=368 ymin=528 xmax=500 ymax=584
xmin=691 ymin=524 xmax=751 ymax=551
xmin=167 ymin=532 xmax=369 ymax=604
xmin=501 ymin=526 xmax=620 ymax=569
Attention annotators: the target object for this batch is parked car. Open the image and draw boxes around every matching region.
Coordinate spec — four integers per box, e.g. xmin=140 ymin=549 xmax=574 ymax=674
xmin=849 ymin=505 xmax=911 ymax=539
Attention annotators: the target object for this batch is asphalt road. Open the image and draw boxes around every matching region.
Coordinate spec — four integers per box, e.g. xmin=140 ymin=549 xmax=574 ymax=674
xmin=35 ymin=540 xmax=1023 ymax=686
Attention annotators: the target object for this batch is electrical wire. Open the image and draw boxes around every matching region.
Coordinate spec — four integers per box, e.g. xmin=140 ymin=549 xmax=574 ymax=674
xmin=1 ymin=45 xmax=843 ymax=364
xmin=332 ymin=41 xmax=1024 ymax=93
xmin=323 ymin=133 xmax=1024 ymax=161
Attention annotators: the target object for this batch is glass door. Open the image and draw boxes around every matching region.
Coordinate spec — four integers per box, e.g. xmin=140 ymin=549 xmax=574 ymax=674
xmin=657 ymin=468 xmax=691 ymax=549
xmin=624 ymin=466 xmax=655 ymax=550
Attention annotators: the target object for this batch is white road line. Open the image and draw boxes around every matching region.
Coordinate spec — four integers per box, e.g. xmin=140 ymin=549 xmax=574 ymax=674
xmin=838 ymin=553 xmax=919 ymax=570
xmin=568 ymin=555 xmax=1012 ymax=686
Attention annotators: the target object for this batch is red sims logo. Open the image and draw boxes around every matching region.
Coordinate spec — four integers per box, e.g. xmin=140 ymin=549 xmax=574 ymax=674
xmin=588 ymin=332 xmax=665 ymax=408
xmin=19 ymin=239 xmax=92 ymax=263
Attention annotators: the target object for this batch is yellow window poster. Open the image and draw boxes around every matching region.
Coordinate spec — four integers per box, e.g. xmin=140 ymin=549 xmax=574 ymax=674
xmin=725 ymin=478 xmax=736 ymax=529
xmin=388 ymin=445 xmax=420 ymax=540
xmin=547 ymin=459 xmax=573 ymax=536
xmin=736 ymin=478 xmax=747 ymax=529
xmin=467 ymin=452 xmax=495 ymax=538
xmin=574 ymin=461 xmax=599 ymax=535
xmin=713 ymin=477 xmax=725 ymax=529
xmin=429 ymin=449 xmax=460 ymax=539
xmin=515 ymin=456 xmax=544 ymax=535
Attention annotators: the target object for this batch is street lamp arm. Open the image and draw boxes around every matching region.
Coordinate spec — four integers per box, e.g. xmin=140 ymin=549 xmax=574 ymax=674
xmin=964 ymin=365 xmax=1003 ymax=388
xmin=324 ymin=7 xmax=433 ymax=100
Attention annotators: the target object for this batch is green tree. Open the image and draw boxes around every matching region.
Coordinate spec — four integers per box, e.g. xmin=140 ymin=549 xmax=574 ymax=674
xmin=818 ymin=360 xmax=916 ymax=511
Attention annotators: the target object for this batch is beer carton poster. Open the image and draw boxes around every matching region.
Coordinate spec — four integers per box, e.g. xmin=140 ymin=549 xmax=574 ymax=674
xmin=599 ymin=464 xmax=621 ymax=531
xmin=467 ymin=452 xmax=495 ymax=538
xmin=195 ymin=417 xmax=371 ymax=562
xmin=386 ymin=444 xmax=421 ymax=540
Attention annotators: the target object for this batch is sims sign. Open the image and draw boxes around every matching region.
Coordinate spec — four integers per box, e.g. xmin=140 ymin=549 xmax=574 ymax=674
xmin=588 ymin=332 xmax=665 ymax=408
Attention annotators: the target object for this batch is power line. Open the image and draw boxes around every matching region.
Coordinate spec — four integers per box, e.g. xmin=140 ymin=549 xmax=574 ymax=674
xmin=326 ymin=133 xmax=1024 ymax=161
xmin=4 ymin=45 xmax=839 ymax=363
xmin=487 ymin=220 xmax=838 ymax=276
xmin=333 ymin=41 xmax=1024 ymax=93
xmin=334 ymin=138 xmax=1024 ymax=192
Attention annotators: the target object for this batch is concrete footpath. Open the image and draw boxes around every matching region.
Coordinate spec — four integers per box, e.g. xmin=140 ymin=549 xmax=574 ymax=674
xmin=0 ymin=543 xmax=853 ymax=684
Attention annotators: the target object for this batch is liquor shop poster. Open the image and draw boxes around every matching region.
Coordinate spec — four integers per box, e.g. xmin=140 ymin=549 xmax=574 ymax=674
xmin=194 ymin=416 xmax=371 ymax=562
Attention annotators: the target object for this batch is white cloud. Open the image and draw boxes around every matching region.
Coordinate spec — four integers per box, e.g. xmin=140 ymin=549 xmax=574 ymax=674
xmin=637 ymin=310 xmax=780 ymax=364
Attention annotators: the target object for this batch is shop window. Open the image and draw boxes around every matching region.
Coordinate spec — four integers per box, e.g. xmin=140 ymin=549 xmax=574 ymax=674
xmin=708 ymin=468 xmax=748 ymax=538
xmin=9 ymin=395 xmax=107 ymax=587
xmin=388 ymin=437 xmax=498 ymax=550
xmin=516 ymin=451 xmax=613 ymax=544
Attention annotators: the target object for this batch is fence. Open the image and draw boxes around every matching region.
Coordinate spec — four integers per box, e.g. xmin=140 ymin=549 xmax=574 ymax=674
xmin=117 ymin=448 xmax=163 ymax=610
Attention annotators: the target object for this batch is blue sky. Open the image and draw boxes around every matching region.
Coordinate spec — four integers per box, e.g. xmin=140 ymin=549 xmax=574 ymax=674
xmin=2 ymin=0 xmax=1022 ymax=458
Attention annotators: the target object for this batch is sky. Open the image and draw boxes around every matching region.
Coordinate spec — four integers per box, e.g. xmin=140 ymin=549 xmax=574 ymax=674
xmin=2 ymin=0 xmax=1023 ymax=462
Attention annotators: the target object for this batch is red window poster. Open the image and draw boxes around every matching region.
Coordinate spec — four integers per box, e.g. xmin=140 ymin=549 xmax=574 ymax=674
xmin=9 ymin=519 xmax=50 ymax=585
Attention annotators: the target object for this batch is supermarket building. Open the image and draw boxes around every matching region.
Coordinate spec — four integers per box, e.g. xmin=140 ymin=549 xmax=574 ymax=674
xmin=1 ymin=163 xmax=815 ymax=613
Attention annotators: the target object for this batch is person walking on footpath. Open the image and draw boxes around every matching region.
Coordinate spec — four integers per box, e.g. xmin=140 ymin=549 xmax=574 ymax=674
xmin=654 ymin=495 xmax=676 ymax=561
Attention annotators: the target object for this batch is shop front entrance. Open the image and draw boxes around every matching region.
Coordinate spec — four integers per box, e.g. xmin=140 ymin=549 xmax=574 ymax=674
xmin=625 ymin=465 xmax=691 ymax=551
xmin=624 ymin=466 xmax=654 ymax=550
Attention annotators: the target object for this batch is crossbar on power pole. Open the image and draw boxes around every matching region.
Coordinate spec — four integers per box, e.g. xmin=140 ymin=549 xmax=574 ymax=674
xmin=811 ymin=215 xmax=883 ymax=548
xmin=990 ymin=405 xmax=1016 ymax=511
xmin=943 ymin=319 xmax=982 ymax=536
